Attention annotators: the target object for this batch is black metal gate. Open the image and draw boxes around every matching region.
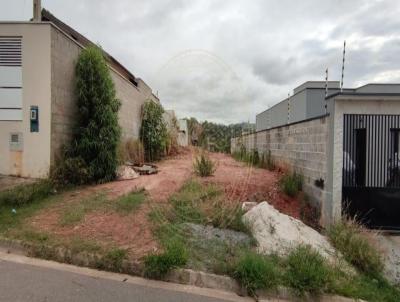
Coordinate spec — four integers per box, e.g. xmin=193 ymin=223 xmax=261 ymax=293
xmin=342 ymin=114 xmax=400 ymax=230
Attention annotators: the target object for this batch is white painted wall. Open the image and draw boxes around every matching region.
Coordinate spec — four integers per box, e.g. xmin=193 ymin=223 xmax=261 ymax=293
xmin=0 ymin=66 xmax=22 ymax=87
xmin=0 ymin=89 xmax=22 ymax=108
xmin=332 ymin=96 xmax=400 ymax=220
xmin=0 ymin=23 xmax=52 ymax=178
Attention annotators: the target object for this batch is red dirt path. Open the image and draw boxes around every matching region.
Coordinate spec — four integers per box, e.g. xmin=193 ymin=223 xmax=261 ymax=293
xmin=28 ymin=148 xmax=300 ymax=260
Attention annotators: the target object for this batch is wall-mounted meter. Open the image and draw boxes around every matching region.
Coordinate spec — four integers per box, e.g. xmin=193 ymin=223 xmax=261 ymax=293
xmin=30 ymin=106 xmax=39 ymax=132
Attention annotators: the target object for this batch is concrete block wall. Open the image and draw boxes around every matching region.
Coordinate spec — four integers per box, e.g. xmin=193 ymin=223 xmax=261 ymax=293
xmin=232 ymin=115 xmax=332 ymax=224
xmin=50 ymin=26 xmax=80 ymax=163
xmin=50 ymin=25 xmax=158 ymax=164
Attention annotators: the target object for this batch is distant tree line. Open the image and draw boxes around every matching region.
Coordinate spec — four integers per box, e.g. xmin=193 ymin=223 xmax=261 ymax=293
xmin=184 ymin=117 xmax=255 ymax=153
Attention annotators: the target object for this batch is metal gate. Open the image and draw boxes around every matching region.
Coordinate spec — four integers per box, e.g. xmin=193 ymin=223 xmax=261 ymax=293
xmin=342 ymin=114 xmax=400 ymax=230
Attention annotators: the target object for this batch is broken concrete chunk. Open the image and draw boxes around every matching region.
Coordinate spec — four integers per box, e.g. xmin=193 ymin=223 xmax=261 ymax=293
xmin=133 ymin=164 xmax=158 ymax=175
xmin=241 ymin=201 xmax=258 ymax=212
xmin=116 ymin=165 xmax=140 ymax=180
xmin=243 ymin=201 xmax=338 ymax=263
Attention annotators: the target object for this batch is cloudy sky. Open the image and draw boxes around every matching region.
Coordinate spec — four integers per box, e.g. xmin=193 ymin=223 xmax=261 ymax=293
xmin=1 ymin=0 xmax=400 ymax=124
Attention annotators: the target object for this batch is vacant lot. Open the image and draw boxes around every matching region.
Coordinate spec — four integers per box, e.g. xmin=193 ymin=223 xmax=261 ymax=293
xmin=0 ymin=148 xmax=299 ymax=261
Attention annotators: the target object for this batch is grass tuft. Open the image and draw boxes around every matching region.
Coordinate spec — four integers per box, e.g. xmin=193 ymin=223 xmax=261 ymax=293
xmin=114 ymin=189 xmax=146 ymax=213
xmin=285 ymin=245 xmax=331 ymax=295
xmin=59 ymin=193 xmax=108 ymax=226
xmin=327 ymin=218 xmax=383 ymax=277
xmin=279 ymin=172 xmax=303 ymax=197
xmin=0 ymin=180 xmax=55 ymax=207
xmin=169 ymin=180 xmax=219 ymax=224
xmin=233 ymin=251 xmax=280 ymax=296
xmin=210 ymin=200 xmax=251 ymax=234
xmin=96 ymin=248 xmax=127 ymax=272
xmin=144 ymin=238 xmax=188 ymax=279
xmin=193 ymin=152 xmax=216 ymax=177
xmin=232 ymin=149 xmax=260 ymax=166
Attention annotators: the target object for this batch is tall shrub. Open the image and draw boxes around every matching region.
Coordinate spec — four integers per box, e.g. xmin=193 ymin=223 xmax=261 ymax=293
xmin=140 ymin=101 xmax=167 ymax=161
xmin=73 ymin=46 xmax=121 ymax=183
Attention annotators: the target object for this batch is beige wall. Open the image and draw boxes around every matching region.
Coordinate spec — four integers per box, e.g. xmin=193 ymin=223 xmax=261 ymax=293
xmin=331 ymin=96 xmax=400 ymax=221
xmin=50 ymin=26 xmax=80 ymax=163
xmin=114 ymin=75 xmax=157 ymax=140
xmin=0 ymin=23 xmax=52 ymax=178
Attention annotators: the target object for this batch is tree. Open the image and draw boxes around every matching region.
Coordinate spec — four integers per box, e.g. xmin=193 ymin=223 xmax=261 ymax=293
xmin=73 ymin=46 xmax=121 ymax=183
xmin=140 ymin=101 xmax=168 ymax=161
xmin=183 ymin=117 xmax=255 ymax=153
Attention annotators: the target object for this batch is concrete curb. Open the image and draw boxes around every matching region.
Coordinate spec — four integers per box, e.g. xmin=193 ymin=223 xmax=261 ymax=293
xmin=0 ymin=237 xmax=365 ymax=302
xmin=165 ymin=269 xmax=242 ymax=294
xmin=0 ymin=237 xmax=143 ymax=275
xmin=256 ymin=287 xmax=366 ymax=302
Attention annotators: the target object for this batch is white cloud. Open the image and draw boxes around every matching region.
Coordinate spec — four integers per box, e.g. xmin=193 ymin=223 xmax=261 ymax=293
xmin=1 ymin=0 xmax=400 ymax=123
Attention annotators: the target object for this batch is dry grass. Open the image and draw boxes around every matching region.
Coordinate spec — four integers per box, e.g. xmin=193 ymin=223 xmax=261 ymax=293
xmin=327 ymin=217 xmax=383 ymax=277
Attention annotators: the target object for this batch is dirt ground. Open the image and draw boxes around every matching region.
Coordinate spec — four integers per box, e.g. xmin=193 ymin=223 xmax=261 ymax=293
xmin=204 ymin=152 xmax=300 ymax=218
xmin=27 ymin=148 xmax=301 ymax=260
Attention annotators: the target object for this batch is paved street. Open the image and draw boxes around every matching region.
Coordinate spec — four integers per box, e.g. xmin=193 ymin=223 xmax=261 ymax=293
xmin=0 ymin=252 xmax=252 ymax=302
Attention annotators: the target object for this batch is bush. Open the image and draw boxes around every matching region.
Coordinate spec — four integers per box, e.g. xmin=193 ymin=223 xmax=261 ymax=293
xmin=285 ymin=245 xmax=332 ymax=295
xmin=279 ymin=172 xmax=303 ymax=197
xmin=0 ymin=180 xmax=54 ymax=207
xmin=193 ymin=152 xmax=216 ymax=177
xmin=327 ymin=219 xmax=383 ymax=277
xmin=140 ymin=101 xmax=168 ymax=162
xmin=51 ymin=156 xmax=89 ymax=186
xmin=233 ymin=251 xmax=279 ymax=295
xmin=144 ymin=239 xmax=188 ymax=279
xmin=72 ymin=46 xmax=121 ymax=183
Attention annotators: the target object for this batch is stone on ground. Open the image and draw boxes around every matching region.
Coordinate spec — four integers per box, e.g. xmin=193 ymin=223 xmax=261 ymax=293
xmin=243 ymin=202 xmax=337 ymax=262
xmin=241 ymin=201 xmax=258 ymax=212
xmin=116 ymin=165 xmax=140 ymax=180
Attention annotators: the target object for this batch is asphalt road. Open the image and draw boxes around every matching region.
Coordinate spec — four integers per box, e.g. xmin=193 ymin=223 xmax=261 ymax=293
xmin=0 ymin=256 xmax=250 ymax=302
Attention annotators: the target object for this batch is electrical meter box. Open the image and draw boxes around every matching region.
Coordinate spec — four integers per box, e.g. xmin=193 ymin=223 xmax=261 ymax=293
xmin=30 ymin=106 xmax=39 ymax=132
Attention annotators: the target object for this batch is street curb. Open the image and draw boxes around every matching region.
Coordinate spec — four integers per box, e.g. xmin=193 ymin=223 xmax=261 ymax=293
xmin=0 ymin=237 xmax=365 ymax=302
xmin=256 ymin=287 xmax=366 ymax=302
xmin=0 ymin=237 xmax=143 ymax=275
xmin=165 ymin=268 xmax=242 ymax=294
xmin=0 ymin=237 xmax=243 ymax=294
